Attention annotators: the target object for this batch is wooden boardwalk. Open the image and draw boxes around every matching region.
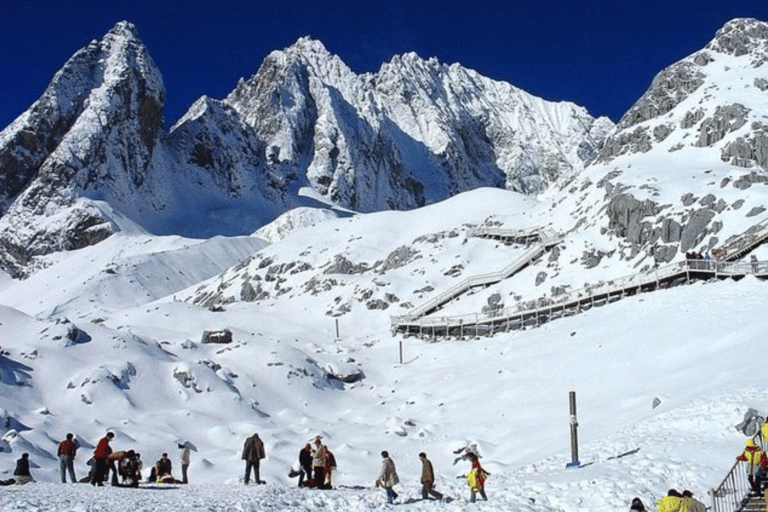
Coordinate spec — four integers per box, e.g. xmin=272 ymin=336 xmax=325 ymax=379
xmin=392 ymin=219 xmax=768 ymax=340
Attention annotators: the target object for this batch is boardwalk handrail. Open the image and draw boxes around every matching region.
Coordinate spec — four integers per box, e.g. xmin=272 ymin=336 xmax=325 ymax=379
xmin=392 ymin=259 xmax=767 ymax=332
xmin=716 ymin=218 xmax=768 ymax=262
xmin=403 ymin=228 xmax=562 ymax=319
xmin=393 ymin=218 xmax=768 ymax=338
xmin=710 ymin=430 xmax=767 ymax=512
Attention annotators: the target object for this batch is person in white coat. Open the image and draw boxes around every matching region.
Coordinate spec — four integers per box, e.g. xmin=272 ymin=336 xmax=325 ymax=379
xmin=375 ymin=450 xmax=399 ymax=504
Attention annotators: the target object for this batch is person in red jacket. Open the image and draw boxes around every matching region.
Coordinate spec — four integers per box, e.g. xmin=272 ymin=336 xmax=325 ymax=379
xmin=57 ymin=433 xmax=79 ymax=483
xmin=737 ymin=438 xmax=768 ymax=495
xmin=90 ymin=432 xmax=114 ymax=486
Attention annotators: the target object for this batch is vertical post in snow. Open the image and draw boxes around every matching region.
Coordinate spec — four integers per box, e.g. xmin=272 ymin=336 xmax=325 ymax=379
xmin=399 ymin=341 xmax=403 ymax=365
xmin=566 ymin=391 xmax=580 ymax=468
xmin=334 ymin=319 xmax=341 ymax=343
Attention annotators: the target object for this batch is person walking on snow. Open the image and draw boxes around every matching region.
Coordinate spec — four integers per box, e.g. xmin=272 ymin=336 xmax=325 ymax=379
xmin=419 ymin=452 xmax=443 ymax=501
xmin=57 ymin=433 xmax=79 ymax=483
xmin=375 ymin=450 xmax=399 ymax=504
xmin=467 ymin=452 xmax=489 ymax=502
xmin=242 ymin=433 xmax=266 ymax=484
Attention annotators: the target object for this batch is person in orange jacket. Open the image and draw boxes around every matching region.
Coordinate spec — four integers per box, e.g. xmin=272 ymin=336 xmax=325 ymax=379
xmin=737 ymin=438 xmax=768 ymax=495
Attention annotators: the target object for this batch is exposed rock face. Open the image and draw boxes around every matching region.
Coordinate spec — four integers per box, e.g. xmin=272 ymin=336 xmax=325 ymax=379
xmin=0 ymin=22 xmax=167 ymax=277
xmin=219 ymin=38 xmax=612 ymax=211
xmin=592 ymin=18 xmax=768 ymax=167
xmin=0 ymin=24 xmax=610 ymax=278
xmin=576 ymin=18 xmax=768 ymax=267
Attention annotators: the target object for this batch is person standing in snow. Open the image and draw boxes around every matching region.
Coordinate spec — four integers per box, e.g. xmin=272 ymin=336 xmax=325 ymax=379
xmin=681 ymin=490 xmax=706 ymax=512
xmin=242 ymin=432 xmax=266 ymax=484
xmin=629 ymin=497 xmax=647 ymax=511
xmin=57 ymin=432 xmax=79 ymax=483
xmin=419 ymin=452 xmax=443 ymax=501
xmin=737 ymin=438 xmax=767 ymax=495
xmin=298 ymin=443 xmax=313 ymax=487
xmin=312 ymin=437 xmax=327 ymax=488
xmin=657 ymin=489 xmax=683 ymax=512
xmin=90 ymin=431 xmax=114 ymax=486
xmin=178 ymin=443 xmax=190 ymax=484
xmin=466 ymin=452 xmax=489 ymax=503
xmin=375 ymin=450 xmax=399 ymax=504
xmin=323 ymin=448 xmax=337 ymax=489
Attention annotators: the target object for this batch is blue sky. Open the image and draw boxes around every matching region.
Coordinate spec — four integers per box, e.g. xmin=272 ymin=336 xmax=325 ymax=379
xmin=2 ymin=0 xmax=768 ymax=128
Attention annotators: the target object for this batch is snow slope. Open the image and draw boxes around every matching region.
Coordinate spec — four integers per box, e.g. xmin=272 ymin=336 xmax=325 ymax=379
xmin=0 ymin=188 xmax=765 ymax=511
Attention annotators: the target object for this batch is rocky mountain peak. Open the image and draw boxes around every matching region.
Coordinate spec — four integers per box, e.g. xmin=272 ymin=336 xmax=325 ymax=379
xmin=707 ymin=18 xmax=768 ymax=60
xmin=593 ymin=18 xmax=768 ymax=166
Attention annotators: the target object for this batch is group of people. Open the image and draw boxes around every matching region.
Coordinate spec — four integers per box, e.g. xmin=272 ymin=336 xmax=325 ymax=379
xmin=88 ymin=432 xmax=191 ymax=487
xmin=1 ymin=431 xmax=193 ymax=487
xmin=283 ymin=435 xmax=487 ymax=504
xmin=4 ymin=429 xmax=489 ymax=504
xmin=684 ymin=251 xmax=712 ymax=270
xmin=628 ymin=489 xmax=705 ymax=512
xmin=372 ymin=448 xmax=488 ymax=504
xmin=628 ymin=432 xmax=767 ymax=511
xmin=290 ymin=436 xmax=336 ymax=489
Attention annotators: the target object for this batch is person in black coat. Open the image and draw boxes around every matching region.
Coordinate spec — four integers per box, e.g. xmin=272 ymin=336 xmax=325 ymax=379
xmin=299 ymin=443 xmax=313 ymax=487
xmin=12 ymin=453 xmax=32 ymax=484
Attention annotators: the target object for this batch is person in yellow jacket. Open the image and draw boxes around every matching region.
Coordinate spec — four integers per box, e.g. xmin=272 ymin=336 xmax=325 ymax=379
xmin=658 ymin=489 xmax=683 ymax=512
xmin=737 ymin=438 xmax=768 ymax=495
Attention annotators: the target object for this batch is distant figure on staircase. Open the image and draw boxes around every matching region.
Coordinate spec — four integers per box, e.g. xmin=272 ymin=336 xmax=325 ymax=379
xmin=736 ymin=438 xmax=767 ymax=495
xmin=751 ymin=254 xmax=759 ymax=273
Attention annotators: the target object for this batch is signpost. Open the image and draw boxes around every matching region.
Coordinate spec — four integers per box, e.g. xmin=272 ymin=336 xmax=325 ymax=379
xmin=566 ymin=391 xmax=580 ymax=468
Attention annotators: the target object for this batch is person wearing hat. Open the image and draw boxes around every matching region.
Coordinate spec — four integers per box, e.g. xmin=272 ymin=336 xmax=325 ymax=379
xmin=629 ymin=497 xmax=647 ymax=511
xmin=737 ymin=438 xmax=768 ymax=495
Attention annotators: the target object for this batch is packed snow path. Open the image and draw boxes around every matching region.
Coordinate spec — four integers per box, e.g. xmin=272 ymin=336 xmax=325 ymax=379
xmin=392 ymin=220 xmax=768 ymax=340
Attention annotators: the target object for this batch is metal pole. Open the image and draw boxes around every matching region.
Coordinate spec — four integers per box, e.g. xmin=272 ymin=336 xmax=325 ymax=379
xmin=399 ymin=341 xmax=403 ymax=365
xmin=566 ymin=391 xmax=580 ymax=468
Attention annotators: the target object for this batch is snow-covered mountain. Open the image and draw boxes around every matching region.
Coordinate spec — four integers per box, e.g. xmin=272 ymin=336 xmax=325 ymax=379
xmin=549 ymin=17 xmax=768 ymax=274
xmin=0 ymin=22 xmax=609 ymax=279
xmin=1 ymin=17 xmax=768 ymax=512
